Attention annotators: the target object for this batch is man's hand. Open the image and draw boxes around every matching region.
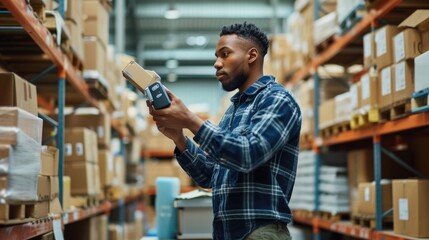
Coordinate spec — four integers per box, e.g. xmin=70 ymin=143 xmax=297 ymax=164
xmin=147 ymin=88 xmax=205 ymax=134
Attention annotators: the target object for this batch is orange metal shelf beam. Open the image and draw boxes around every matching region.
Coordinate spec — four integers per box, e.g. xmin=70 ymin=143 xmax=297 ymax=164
xmin=1 ymin=0 xmax=105 ymax=114
xmin=322 ymin=112 xmax=429 ymax=146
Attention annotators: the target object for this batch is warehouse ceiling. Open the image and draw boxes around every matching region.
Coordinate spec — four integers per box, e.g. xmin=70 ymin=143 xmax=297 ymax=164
xmin=110 ymin=0 xmax=294 ymax=81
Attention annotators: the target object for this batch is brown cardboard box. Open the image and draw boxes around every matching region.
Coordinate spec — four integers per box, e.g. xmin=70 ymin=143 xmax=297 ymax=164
xmin=49 ymin=197 xmax=62 ymax=214
xmin=0 ymin=73 xmax=38 ymax=116
xmin=393 ymin=60 xmax=414 ymax=103
xmin=93 ymin=164 xmax=100 ymax=195
xmin=65 ymin=0 xmax=83 ymax=28
xmin=37 ymin=175 xmax=50 ymax=201
xmin=375 ymin=25 xmax=399 ymax=69
xmin=82 ymin=1 xmax=109 ymax=48
xmin=398 ymin=10 xmax=429 ymax=53
xmin=50 ymin=176 xmax=59 ymax=199
xmin=65 ymin=20 xmax=84 ymax=62
xmin=363 ymin=32 xmax=375 ymax=68
xmin=358 ymin=181 xmax=392 ymax=215
xmin=318 ymin=98 xmax=335 ymax=130
xmin=98 ymin=150 xmax=114 ymax=188
xmin=360 ymin=73 xmax=379 ymax=110
xmin=64 ymin=162 xmax=96 ymax=195
xmin=113 ymin=156 xmax=125 ymax=186
xmin=0 ymin=107 xmax=42 ymax=145
xmin=99 ymin=214 xmax=108 ymax=240
xmin=378 ymin=65 xmax=393 ymax=109
xmin=393 ymin=29 xmax=422 ymax=63
xmin=347 ymin=149 xmax=374 ymax=215
xmin=350 ymin=82 xmax=361 ymax=112
xmin=65 ymin=113 xmax=111 ymax=148
xmin=64 ymin=128 xmax=98 ymax=163
xmin=84 ymin=37 xmax=106 ymax=75
xmin=393 ymin=179 xmax=429 ymax=238
xmin=109 ymin=224 xmax=123 ymax=240
xmin=122 ymin=61 xmax=159 ymax=93
xmin=40 ymin=146 xmax=59 ymax=176
xmin=335 ymin=91 xmax=352 ymax=124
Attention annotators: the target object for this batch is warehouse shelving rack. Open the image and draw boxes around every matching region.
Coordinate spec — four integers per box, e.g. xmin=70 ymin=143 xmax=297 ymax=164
xmin=0 ymin=0 xmax=140 ymax=238
xmin=289 ymin=0 xmax=429 ymax=239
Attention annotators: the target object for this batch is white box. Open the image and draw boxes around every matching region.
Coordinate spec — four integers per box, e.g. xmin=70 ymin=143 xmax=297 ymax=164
xmin=175 ymin=197 xmax=213 ymax=239
xmin=414 ymin=50 xmax=429 ymax=93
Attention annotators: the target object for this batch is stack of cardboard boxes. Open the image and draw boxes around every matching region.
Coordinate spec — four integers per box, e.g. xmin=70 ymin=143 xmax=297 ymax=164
xmin=0 ymin=72 xmax=61 ymax=221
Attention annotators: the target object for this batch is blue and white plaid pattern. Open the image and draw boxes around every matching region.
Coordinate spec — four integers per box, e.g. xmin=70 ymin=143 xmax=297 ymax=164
xmin=175 ymin=75 xmax=301 ymax=240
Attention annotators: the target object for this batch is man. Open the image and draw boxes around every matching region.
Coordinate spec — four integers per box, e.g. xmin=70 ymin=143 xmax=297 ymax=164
xmin=148 ymin=22 xmax=301 ymax=239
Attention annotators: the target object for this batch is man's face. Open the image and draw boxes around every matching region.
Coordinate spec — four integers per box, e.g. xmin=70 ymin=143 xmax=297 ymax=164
xmin=214 ymin=34 xmax=250 ymax=92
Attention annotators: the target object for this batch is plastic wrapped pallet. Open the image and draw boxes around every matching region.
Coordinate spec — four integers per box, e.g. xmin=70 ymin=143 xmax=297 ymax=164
xmin=0 ymin=107 xmax=42 ymax=203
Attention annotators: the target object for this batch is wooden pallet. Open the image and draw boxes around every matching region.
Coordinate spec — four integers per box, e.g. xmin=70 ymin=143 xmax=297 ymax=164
xmin=29 ymin=0 xmax=46 ymax=22
xmin=70 ymin=195 xmax=100 ymax=208
xmin=391 ymin=99 xmax=411 ymax=120
xmin=320 ymin=122 xmax=351 ymax=137
xmin=411 ymin=88 xmax=429 ymax=113
xmin=318 ymin=211 xmax=349 ymax=222
xmin=300 ymin=132 xmax=313 ymax=146
xmin=293 ymin=210 xmax=314 ymax=219
xmin=0 ymin=203 xmax=36 ymax=225
xmin=351 ymin=214 xmax=393 ymax=229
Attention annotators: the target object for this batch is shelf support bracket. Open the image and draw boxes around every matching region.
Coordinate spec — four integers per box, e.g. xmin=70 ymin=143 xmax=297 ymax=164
xmin=373 ymin=135 xmax=382 ymax=231
xmin=381 ymin=147 xmax=427 ymax=178
xmin=31 ymin=65 xmax=57 ymax=84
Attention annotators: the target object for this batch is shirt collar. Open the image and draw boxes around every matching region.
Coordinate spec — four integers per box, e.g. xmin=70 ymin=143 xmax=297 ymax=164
xmin=230 ymin=75 xmax=275 ymax=102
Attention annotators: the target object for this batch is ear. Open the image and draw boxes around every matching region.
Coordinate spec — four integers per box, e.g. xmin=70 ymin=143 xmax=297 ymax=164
xmin=247 ymin=47 xmax=258 ymax=64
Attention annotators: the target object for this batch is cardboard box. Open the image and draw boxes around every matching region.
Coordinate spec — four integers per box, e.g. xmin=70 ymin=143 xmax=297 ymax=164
xmin=398 ymin=10 xmax=429 ymax=53
xmin=363 ymin=32 xmax=375 ymax=68
xmin=347 ymin=149 xmax=374 ymax=215
xmin=84 ymin=37 xmax=106 ymax=76
xmin=414 ymin=50 xmax=429 ymax=93
xmin=64 ymin=128 xmax=98 ymax=163
xmin=37 ymin=175 xmax=51 ymax=201
xmin=40 ymin=146 xmax=59 ymax=176
xmin=334 ymin=91 xmax=352 ymax=124
xmin=378 ymin=66 xmax=393 ymax=109
xmin=393 ymin=179 xmax=429 ymax=238
xmin=65 ymin=20 xmax=84 ymax=62
xmin=394 ymin=29 xmax=422 ymax=63
xmin=112 ymin=156 xmax=125 ymax=187
xmin=0 ymin=73 xmax=38 ymax=116
xmin=358 ymin=181 xmax=392 ymax=215
xmin=375 ymin=25 xmax=399 ymax=69
xmin=318 ymin=98 xmax=335 ymax=129
xmin=393 ymin=60 xmax=414 ymax=102
xmin=49 ymin=197 xmax=62 ymax=214
xmin=360 ymin=73 xmax=379 ymax=110
xmin=122 ymin=61 xmax=159 ymax=93
xmin=82 ymin=1 xmax=109 ymax=48
xmin=65 ymin=113 xmax=111 ymax=148
xmin=350 ymin=83 xmax=360 ymax=112
xmin=98 ymin=150 xmax=114 ymax=188
xmin=64 ymin=162 xmax=96 ymax=195
xmin=50 ymin=176 xmax=59 ymax=199
xmin=65 ymin=0 xmax=83 ymax=28
xmin=0 ymin=107 xmax=42 ymax=145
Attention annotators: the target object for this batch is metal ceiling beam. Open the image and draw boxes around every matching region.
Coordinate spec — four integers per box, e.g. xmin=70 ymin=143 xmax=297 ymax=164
xmin=152 ymin=66 xmax=215 ymax=77
xmin=143 ymin=49 xmax=215 ymax=61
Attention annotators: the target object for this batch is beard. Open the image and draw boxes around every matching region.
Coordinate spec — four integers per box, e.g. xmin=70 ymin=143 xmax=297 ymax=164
xmin=221 ymin=71 xmax=248 ymax=92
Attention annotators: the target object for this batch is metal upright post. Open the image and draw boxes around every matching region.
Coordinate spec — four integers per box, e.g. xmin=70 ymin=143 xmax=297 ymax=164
xmin=57 ymin=68 xmax=66 ymax=207
xmin=313 ymin=0 xmax=320 ymax=239
xmin=373 ymin=135 xmax=382 ymax=230
xmin=58 ymin=0 xmax=65 ymax=17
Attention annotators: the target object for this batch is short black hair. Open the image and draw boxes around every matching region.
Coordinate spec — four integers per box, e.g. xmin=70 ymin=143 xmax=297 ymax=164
xmin=220 ymin=22 xmax=269 ymax=57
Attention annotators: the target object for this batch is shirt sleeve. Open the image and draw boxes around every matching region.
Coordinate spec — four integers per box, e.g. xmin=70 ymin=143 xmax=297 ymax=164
xmin=193 ymin=90 xmax=301 ymax=173
xmin=174 ymin=137 xmax=215 ymax=188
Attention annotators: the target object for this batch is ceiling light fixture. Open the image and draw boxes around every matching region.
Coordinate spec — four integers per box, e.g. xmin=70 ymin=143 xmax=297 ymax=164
xmin=164 ymin=5 xmax=180 ymax=19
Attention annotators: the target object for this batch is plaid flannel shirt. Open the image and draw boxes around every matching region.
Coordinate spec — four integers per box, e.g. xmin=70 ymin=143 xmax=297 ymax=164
xmin=175 ymin=75 xmax=301 ymax=240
